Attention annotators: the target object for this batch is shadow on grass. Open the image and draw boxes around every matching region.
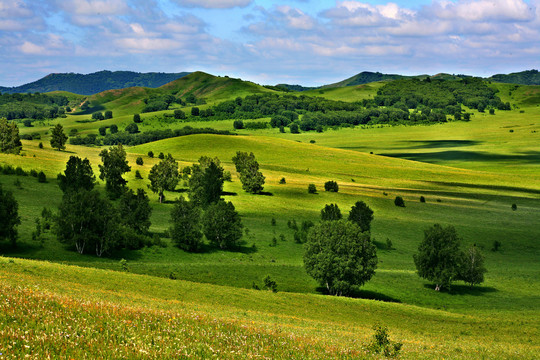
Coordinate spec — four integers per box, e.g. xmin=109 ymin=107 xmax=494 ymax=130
xmin=257 ymin=191 xmax=273 ymax=196
xmin=197 ymin=242 xmax=257 ymax=254
xmin=315 ymin=286 xmax=401 ymax=303
xmin=403 ymin=140 xmax=482 ymax=149
xmin=221 ymin=191 xmax=238 ymax=196
xmin=381 ymin=150 xmax=540 ymax=164
xmin=422 ymin=283 xmax=497 ymax=295
xmin=73 ymin=105 xmax=106 ymax=115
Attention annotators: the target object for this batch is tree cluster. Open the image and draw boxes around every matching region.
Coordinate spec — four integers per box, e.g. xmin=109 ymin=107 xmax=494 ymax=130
xmin=0 ymin=92 xmax=69 ymax=120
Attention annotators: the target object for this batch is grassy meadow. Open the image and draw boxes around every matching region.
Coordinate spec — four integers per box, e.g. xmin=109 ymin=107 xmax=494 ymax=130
xmin=0 ymin=76 xmax=539 ymax=358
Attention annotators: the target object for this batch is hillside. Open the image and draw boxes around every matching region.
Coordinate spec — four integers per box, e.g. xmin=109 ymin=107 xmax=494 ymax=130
xmin=0 ymin=70 xmax=190 ymax=95
xmin=321 ymin=71 xmax=408 ymax=89
xmin=488 ymin=69 xmax=540 ymax=85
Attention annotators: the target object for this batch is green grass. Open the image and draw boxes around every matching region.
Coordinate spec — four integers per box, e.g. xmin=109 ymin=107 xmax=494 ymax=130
xmin=1 ymin=79 xmax=539 ymax=359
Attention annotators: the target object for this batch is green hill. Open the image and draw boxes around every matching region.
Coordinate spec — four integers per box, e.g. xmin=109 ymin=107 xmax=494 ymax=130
xmin=488 ymin=69 xmax=540 ymax=85
xmin=321 ymin=71 xmax=408 ymax=89
xmin=0 ymin=70 xmax=190 ymax=95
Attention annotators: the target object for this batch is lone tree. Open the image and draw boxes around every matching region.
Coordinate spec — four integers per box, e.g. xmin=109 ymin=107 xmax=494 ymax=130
xmin=304 ymin=220 xmax=378 ymax=296
xmin=458 ymin=245 xmax=487 ymax=287
xmin=348 ymin=201 xmax=374 ymax=232
xmin=99 ymin=144 xmax=131 ymax=198
xmin=0 ymin=184 xmax=21 ymax=247
xmin=324 ymin=181 xmax=339 ymax=192
xmin=321 ymin=203 xmax=342 ymax=221
xmin=50 ymin=124 xmax=68 ymax=151
xmin=57 ymin=156 xmax=96 ymax=193
xmin=188 ymin=156 xmax=224 ymax=207
xmin=170 ymin=196 xmax=203 ymax=252
xmin=202 ymin=199 xmax=243 ymax=250
xmin=148 ymin=154 xmax=179 ymax=203
xmin=413 ymin=224 xmax=463 ymax=291
xmin=231 ymin=151 xmax=265 ymax=194
xmin=0 ymin=117 xmax=22 ymax=154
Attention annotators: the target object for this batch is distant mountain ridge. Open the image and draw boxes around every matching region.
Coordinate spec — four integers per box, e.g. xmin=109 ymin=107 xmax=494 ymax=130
xmin=0 ymin=70 xmax=190 ymax=95
xmin=488 ymin=70 xmax=540 ymax=85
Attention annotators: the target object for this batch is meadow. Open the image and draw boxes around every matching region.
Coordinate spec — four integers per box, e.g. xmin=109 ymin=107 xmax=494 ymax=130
xmin=0 ymin=76 xmax=539 ymax=358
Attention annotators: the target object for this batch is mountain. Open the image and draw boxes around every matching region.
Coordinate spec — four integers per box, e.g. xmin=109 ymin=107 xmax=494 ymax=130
xmin=488 ymin=69 xmax=540 ymax=85
xmin=0 ymin=70 xmax=190 ymax=95
xmin=321 ymin=71 xmax=407 ymax=89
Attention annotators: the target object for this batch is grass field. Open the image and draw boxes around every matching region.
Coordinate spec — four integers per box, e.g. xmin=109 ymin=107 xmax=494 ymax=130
xmin=0 ymin=77 xmax=539 ymax=358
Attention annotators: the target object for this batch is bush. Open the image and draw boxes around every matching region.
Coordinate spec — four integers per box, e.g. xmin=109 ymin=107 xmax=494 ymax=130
xmin=147 ymin=151 xmax=154 ymax=158
xmin=38 ymin=142 xmax=43 ymax=149
xmin=133 ymin=114 xmax=142 ymax=123
xmin=158 ymin=152 xmax=165 ymax=159
xmin=394 ymin=196 xmax=405 ymax=207
xmin=290 ymin=123 xmax=299 ymax=133
xmin=324 ymin=180 xmax=339 ymax=192
xmin=233 ymin=120 xmax=244 ymax=129
xmin=262 ymin=275 xmax=278 ymax=292
xmin=368 ymin=325 xmax=403 ymax=357
xmin=110 ymin=124 xmax=118 ymax=134
xmin=104 ymin=110 xmax=113 ymax=119
xmin=98 ymin=126 xmax=107 ymax=136
xmin=136 ymin=157 xmax=144 ymax=166
xmin=511 ymin=203 xmax=517 ymax=211
xmin=37 ymin=171 xmax=47 ymax=183
xmin=173 ymin=110 xmax=186 ymax=120
xmin=348 ymin=201 xmax=374 ymax=232
xmin=279 ymin=177 xmax=286 ymax=184
xmin=492 ymin=240 xmax=501 ymax=252
xmin=308 ymin=183 xmax=317 ymax=194
xmin=125 ymin=123 xmax=139 ymax=134
xmin=420 ymin=195 xmax=426 ymax=203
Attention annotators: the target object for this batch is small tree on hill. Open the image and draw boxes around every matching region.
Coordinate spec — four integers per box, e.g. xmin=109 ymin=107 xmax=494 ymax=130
xmin=170 ymin=196 xmax=203 ymax=252
xmin=148 ymin=154 xmax=179 ymax=203
xmin=133 ymin=113 xmax=142 ymax=123
xmin=0 ymin=184 xmax=20 ymax=247
xmin=321 ymin=203 xmax=342 ymax=221
xmin=99 ymin=144 xmax=131 ymax=198
xmin=348 ymin=201 xmax=374 ymax=232
xmin=188 ymin=156 xmax=224 ymax=208
xmin=324 ymin=181 xmax=339 ymax=192
xmin=304 ymin=220 xmax=378 ymax=296
xmin=413 ymin=224 xmax=462 ymax=291
xmin=458 ymin=245 xmax=486 ymax=287
xmin=0 ymin=117 xmax=22 ymax=154
xmin=202 ymin=199 xmax=243 ymax=250
xmin=394 ymin=196 xmax=405 ymax=207
xmin=104 ymin=110 xmax=113 ymax=119
xmin=125 ymin=123 xmax=139 ymax=134
xmin=57 ymin=156 xmax=96 ymax=193
xmin=118 ymin=188 xmax=152 ymax=235
xmin=232 ymin=151 xmax=265 ymax=194
xmin=174 ymin=109 xmax=186 ymax=120
xmin=50 ymin=123 xmax=68 ymax=151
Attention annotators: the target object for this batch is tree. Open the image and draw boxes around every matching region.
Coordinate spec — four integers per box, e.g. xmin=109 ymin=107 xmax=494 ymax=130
xmin=0 ymin=184 xmax=20 ymax=246
xmin=55 ymin=189 xmax=118 ymax=256
xmin=98 ymin=126 xmax=107 ymax=136
xmin=133 ymin=113 xmax=142 ymax=123
xmin=458 ymin=245 xmax=486 ymax=287
xmin=304 ymin=220 xmax=378 ymax=296
xmin=231 ymin=151 xmax=265 ymax=194
xmin=188 ymin=157 xmax=224 ymax=207
xmin=57 ymin=156 xmax=96 ymax=193
xmin=202 ymin=200 xmax=243 ymax=250
xmin=174 ymin=109 xmax=186 ymax=120
xmin=308 ymin=184 xmax=317 ymax=193
xmin=348 ymin=201 xmax=374 ymax=232
xmin=110 ymin=124 xmax=118 ymax=134
xmin=92 ymin=112 xmax=104 ymax=120
xmin=324 ymin=181 xmax=339 ymax=192
xmin=394 ymin=196 xmax=405 ymax=207
xmin=191 ymin=107 xmax=199 ymax=116
xmin=118 ymin=188 xmax=152 ymax=234
xmin=233 ymin=120 xmax=244 ymax=129
xmin=148 ymin=154 xmax=179 ymax=203
xmin=50 ymin=123 xmax=68 ymax=151
xmin=290 ymin=123 xmax=299 ymax=133
xmin=104 ymin=110 xmax=113 ymax=119
xmin=413 ymin=224 xmax=463 ymax=291
xmin=0 ymin=119 xmax=22 ymax=154
xmin=321 ymin=203 xmax=342 ymax=221
xmin=170 ymin=196 xmax=203 ymax=252
xmin=136 ymin=157 xmax=143 ymax=165
xmin=99 ymin=144 xmax=131 ymax=198
xmin=125 ymin=123 xmax=139 ymax=134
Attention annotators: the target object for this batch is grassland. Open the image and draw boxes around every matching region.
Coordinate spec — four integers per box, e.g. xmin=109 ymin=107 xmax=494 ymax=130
xmin=0 ymin=76 xmax=539 ymax=358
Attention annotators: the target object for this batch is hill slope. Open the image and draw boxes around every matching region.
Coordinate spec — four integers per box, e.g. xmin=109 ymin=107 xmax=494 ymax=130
xmin=488 ymin=69 xmax=540 ymax=85
xmin=0 ymin=70 xmax=190 ymax=95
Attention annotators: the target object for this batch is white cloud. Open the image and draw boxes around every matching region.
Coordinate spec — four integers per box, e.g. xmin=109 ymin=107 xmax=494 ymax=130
xmin=57 ymin=0 xmax=129 ymax=15
xmin=172 ymin=0 xmax=252 ymax=9
xmin=432 ymin=0 xmax=534 ymax=22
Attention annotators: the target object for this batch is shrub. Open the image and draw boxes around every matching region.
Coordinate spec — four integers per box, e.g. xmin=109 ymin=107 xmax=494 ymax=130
xmin=420 ymin=195 xmax=426 ymax=203
xmin=37 ymin=171 xmax=47 ymax=183
xmin=233 ymin=120 xmax=244 ymax=129
xmin=386 ymin=238 xmax=393 ymax=250
xmin=348 ymin=201 xmax=374 ymax=232
xmin=511 ymin=203 xmax=517 ymax=211
xmin=492 ymin=240 xmax=501 ymax=252
xmin=321 ymin=203 xmax=342 ymax=221
xmin=308 ymin=183 xmax=317 ymax=194
xmin=110 ymin=124 xmax=118 ymax=134
xmin=394 ymin=196 xmax=405 ymax=207
xmin=324 ymin=180 xmax=339 ymax=192
xmin=271 ymin=217 xmax=276 ymax=226
xmin=98 ymin=126 xmax=107 ymax=136
xmin=136 ymin=157 xmax=144 ymax=166
xmin=38 ymin=142 xmax=43 ymax=149
xmin=147 ymin=151 xmax=154 ymax=158
xmin=279 ymin=177 xmax=286 ymax=184
xmin=368 ymin=325 xmax=403 ymax=357
xmin=174 ymin=110 xmax=186 ymax=120
xmin=104 ymin=110 xmax=113 ymax=119
xmin=133 ymin=113 xmax=141 ymax=123
xmin=158 ymin=152 xmax=165 ymax=159
xmin=262 ymin=275 xmax=278 ymax=292
xmin=125 ymin=123 xmax=139 ymax=134
xmin=290 ymin=123 xmax=300 ymax=133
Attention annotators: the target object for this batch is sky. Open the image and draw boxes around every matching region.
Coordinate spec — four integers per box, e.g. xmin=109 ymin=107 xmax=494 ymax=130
xmin=1 ymin=0 xmax=539 ymax=87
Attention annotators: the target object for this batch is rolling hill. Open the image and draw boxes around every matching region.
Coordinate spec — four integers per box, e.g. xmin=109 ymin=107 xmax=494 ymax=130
xmin=0 ymin=70 xmax=190 ymax=95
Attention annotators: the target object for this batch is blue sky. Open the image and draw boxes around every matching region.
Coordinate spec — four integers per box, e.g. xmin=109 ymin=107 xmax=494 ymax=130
xmin=1 ymin=0 xmax=539 ymax=87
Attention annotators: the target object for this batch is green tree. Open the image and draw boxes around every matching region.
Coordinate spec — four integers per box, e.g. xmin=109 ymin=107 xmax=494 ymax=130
xmin=308 ymin=183 xmax=317 ymax=193
xmin=188 ymin=157 xmax=224 ymax=207
xmin=133 ymin=113 xmax=142 ymax=123
xmin=55 ymin=189 xmax=118 ymax=256
xmin=110 ymin=124 xmax=118 ymax=133
xmin=304 ymin=220 xmax=378 ymax=296
xmin=232 ymin=151 xmax=265 ymax=194
xmin=458 ymin=245 xmax=487 ymax=287
xmin=0 ymin=118 xmax=22 ymax=154
xmin=118 ymin=188 xmax=152 ymax=234
xmin=170 ymin=197 xmax=203 ymax=252
xmin=321 ymin=203 xmax=342 ymax=221
xmin=92 ymin=112 xmax=104 ymax=120
xmin=324 ymin=181 xmax=339 ymax=192
xmin=98 ymin=126 xmax=106 ymax=136
xmin=125 ymin=123 xmax=139 ymax=134
xmin=191 ymin=107 xmax=199 ymax=116
xmin=413 ymin=224 xmax=463 ymax=291
xmin=57 ymin=156 xmax=96 ymax=193
xmin=0 ymin=184 xmax=21 ymax=246
xmin=348 ymin=201 xmax=374 ymax=232
xmin=50 ymin=123 xmax=68 ymax=151
xmin=104 ymin=110 xmax=113 ymax=119
xmin=174 ymin=109 xmax=186 ymax=119
xmin=99 ymin=144 xmax=131 ymax=198
xmin=202 ymin=200 xmax=243 ymax=250
xmin=148 ymin=154 xmax=179 ymax=203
